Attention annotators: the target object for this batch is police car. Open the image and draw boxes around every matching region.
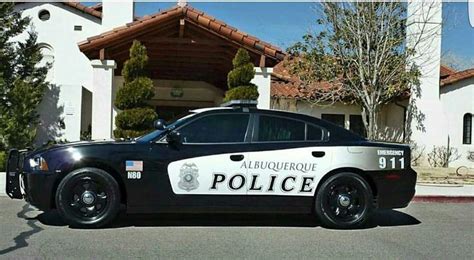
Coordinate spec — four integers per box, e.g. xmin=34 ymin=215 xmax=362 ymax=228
xmin=6 ymin=101 xmax=416 ymax=228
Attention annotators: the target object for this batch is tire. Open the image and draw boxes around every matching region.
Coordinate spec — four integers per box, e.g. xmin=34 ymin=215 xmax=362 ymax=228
xmin=315 ymin=172 xmax=373 ymax=229
xmin=55 ymin=167 xmax=121 ymax=228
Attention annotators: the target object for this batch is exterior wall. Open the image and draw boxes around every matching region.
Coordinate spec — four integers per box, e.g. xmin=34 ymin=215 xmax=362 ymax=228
xmin=271 ymin=99 xmax=406 ymax=142
xmin=440 ymin=79 xmax=474 ymax=167
xmin=14 ymin=3 xmax=103 ymax=144
xmin=406 ymin=2 xmax=448 ymax=161
xmin=102 ymin=0 xmax=134 ymax=31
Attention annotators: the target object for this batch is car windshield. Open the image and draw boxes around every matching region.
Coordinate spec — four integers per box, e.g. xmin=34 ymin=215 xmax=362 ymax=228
xmin=135 ymin=113 xmax=196 ymax=142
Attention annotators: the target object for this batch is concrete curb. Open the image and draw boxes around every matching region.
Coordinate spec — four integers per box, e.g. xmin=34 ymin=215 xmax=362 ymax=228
xmin=413 ymin=196 xmax=474 ymax=203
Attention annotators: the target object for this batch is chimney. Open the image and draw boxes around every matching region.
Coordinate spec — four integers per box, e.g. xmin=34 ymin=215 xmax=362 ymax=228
xmin=177 ymin=0 xmax=187 ymax=8
xmin=102 ymin=0 xmax=135 ymax=31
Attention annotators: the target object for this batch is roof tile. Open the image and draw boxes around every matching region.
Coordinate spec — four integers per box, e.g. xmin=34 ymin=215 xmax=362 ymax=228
xmin=78 ymin=4 xmax=285 ymax=61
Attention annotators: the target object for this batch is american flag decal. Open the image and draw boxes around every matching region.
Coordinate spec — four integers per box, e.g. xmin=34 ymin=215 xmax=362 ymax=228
xmin=126 ymin=161 xmax=143 ymax=171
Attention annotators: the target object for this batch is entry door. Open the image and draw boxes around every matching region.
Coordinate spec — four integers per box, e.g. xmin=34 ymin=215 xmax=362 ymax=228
xmin=145 ymin=112 xmax=252 ymax=212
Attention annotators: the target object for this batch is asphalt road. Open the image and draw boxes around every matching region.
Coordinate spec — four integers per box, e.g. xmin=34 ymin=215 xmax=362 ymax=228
xmin=0 ymin=198 xmax=472 ymax=259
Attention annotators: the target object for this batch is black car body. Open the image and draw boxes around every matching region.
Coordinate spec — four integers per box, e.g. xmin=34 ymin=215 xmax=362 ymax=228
xmin=6 ymin=104 xmax=416 ymax=228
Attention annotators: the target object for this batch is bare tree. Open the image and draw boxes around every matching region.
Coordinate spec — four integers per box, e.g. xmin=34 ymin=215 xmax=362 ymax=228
xmin=287 ymin=2 xmax=439 ymax=140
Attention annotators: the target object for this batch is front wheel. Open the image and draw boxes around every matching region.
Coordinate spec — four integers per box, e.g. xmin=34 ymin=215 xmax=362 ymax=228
xmin=315 ymin=172 xmax=373 ymax=229
xmin=55 ymin=168 xmax=121 ymax=228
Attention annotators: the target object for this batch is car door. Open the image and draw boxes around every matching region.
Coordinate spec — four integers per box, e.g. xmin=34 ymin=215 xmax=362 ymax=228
xmin=141 ymin=112 xmax=253 ymax=212
xmin=244 ymin=114 xmax=333 ymax=212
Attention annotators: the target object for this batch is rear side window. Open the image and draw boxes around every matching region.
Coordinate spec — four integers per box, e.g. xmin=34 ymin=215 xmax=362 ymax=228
xmin=307 ymin=124 xmax=324 ymax=141
xmin=258 ymin=115 xmax=305 ymax=141
xmin=179 ymin=114 xmax=249 ymax=143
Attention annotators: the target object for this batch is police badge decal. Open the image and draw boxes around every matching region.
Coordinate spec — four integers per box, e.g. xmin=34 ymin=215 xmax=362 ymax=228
xmin=178 ymin=163 xmax=199 ymax=191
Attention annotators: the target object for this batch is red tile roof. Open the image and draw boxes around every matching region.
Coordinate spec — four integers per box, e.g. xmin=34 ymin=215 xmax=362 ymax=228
xmin=271 ymin=60 xmax=340 ymax=99
xmin=440 ymin=65 xmax=456 ymax=78
xmin=79 ymin=5 xmax=285 ymax=61
xmin=15 ymin=2 xmax=102 ymax=19
xmin=62 ymin=2 xmax=102 ymax=19
xmin=441 ymin=68 xmax=474 ymax=87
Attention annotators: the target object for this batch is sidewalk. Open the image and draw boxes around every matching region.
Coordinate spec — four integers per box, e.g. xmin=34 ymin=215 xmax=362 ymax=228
xmin=0 ymin=172 xmax=473 ymax=201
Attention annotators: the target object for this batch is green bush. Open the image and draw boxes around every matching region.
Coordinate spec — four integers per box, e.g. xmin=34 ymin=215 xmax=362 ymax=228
xmin=223 ymin=85 xmax=259 ymax=102
xmin=115 ymin=107 xmax=157 ymax=130
xmin=0 ymin=151 xmax=6 ymax=172
xmin=224 ymin=48 xmax=258 ymax=102
xmin=115 ymin=77 xmax=154 ymax=110
xmin=114 ymin=40 xmax=158 ymax=139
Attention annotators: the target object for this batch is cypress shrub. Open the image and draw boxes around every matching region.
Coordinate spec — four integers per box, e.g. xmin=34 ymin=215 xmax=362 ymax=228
xmin=114 ymin=41 xmax=158 ymax=138
xmin=223 ymin=48 xmax=259 ymax=102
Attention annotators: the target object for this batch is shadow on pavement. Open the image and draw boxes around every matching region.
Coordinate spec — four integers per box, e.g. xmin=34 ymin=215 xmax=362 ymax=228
xmin=36 ymin=209 xmax=421 ymax=230
xmin=0 ymin=204 xmax=44 ymax=255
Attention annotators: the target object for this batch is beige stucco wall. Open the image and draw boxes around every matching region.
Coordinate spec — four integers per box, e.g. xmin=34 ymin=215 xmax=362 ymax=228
xmin=271 ymin=98 xmax=406 ymax=142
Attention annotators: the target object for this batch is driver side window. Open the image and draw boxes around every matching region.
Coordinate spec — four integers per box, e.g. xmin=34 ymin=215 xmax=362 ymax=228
xmin=178 ymin=114 xmax=250 ymax=143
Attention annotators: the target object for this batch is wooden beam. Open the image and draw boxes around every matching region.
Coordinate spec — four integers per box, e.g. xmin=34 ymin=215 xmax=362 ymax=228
xmin=259 ymin=55 xmax=266 ymax=68
xmin=179 ymin=19 xmax=185 ymax=38
xmin=99 ymin=48 xmax=106 ymax=60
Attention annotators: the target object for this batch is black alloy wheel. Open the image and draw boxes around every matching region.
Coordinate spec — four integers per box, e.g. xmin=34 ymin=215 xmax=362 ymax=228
xmin=56 ymin=168 xmax=121 ymax=228
xmin=315 ymin=172 xmax=373 ymax=229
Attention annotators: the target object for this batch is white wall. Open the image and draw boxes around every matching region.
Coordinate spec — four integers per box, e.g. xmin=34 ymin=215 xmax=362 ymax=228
xmin=406 ymin=2 xmax=448 ymax=157
xmin=440 ymin=79 xmax=474 ymax=167
xmin=14 ymin=3 xmax=103 ymax=144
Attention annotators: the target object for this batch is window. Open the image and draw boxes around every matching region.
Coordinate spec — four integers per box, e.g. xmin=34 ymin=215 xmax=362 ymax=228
xmin=349 ymin=115 xmax=366 ymax=137
xmin=463 ymin=113 xmax=472 ymax=144
xmin=321 ymin=114 xmax=345 ymax=128
xmin=179 ymin=114 xmax=249 ymax=143
xmin=307 ymin=124 xmax=324 ymax=141
xmin=74 ymin=25 xmax=82 ymax=31
xmin=38 ymin=10 xmax=50 ymax=21
xmin=258 ymin=115 xmax=305 ymax=142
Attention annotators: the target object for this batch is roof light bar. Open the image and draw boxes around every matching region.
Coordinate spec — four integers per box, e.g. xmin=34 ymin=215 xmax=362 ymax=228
xmin=220 ymin=100 xmax=258 ymax=108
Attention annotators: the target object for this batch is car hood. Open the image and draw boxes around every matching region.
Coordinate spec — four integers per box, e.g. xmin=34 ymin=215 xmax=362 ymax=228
xmin=31 ymin=139 xmax=134 ymax=156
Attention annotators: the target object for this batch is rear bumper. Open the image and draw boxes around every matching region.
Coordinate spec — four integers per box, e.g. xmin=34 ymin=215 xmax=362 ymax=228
xmin=368 ymin=168 xmax=417 ymax=209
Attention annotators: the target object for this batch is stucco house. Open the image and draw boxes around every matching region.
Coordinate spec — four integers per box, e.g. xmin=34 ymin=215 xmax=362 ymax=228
xmin=13 ymin=1 xmax=473 ymax=167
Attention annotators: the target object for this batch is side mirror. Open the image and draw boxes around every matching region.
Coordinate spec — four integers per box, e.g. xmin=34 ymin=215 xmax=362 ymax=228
xmin=166 ymin=131 xmax=182 ymax=145
xmin=154 ymin=119 xmax=166 ymax=130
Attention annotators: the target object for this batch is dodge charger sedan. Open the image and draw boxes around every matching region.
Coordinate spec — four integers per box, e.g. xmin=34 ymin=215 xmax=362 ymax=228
xmin=6 ymin=101 xmax=416 ymax=228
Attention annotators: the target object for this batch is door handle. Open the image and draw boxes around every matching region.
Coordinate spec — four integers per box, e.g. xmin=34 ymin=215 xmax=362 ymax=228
xmin=312 ymin=151 xmax=325 ymax=158
xmin=230 ymin=154 xmax=244 ymax=161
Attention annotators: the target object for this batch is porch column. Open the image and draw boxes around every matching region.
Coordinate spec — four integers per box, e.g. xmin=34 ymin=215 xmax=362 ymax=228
xmin=252 ymin=67 xmax=273 ymax=109
xmin=91 ymin=60 xmax=116 ymax=140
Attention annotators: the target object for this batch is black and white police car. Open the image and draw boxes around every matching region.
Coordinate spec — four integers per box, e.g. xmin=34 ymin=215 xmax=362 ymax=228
xmin=6 ymin=100 xmax=416 ymax=228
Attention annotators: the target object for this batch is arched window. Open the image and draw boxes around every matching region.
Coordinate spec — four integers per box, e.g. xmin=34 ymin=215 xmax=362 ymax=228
xmin=463 ymin=113 xmax=472 ymax=144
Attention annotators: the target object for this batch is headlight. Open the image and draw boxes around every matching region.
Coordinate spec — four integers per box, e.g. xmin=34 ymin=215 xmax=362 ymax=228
xmin=29 ymin=156 xmax=49 ymax=171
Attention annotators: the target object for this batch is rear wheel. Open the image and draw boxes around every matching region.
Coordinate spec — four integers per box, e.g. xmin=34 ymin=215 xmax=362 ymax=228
xmin=315 ymin=172 xmax=373 ymax=229
xmin=55 ymin=168 xmax=121 ymax=228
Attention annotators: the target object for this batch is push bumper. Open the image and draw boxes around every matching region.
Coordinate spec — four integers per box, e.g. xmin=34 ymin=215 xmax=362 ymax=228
xmin=6 ymin=149 xmax=56 ymax=211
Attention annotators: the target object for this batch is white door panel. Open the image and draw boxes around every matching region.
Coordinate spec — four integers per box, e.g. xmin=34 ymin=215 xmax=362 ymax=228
xmin=167 ymin=152 xmax=248 ymax=195
xmin=246 ymin=147 xmax=333 ymax=196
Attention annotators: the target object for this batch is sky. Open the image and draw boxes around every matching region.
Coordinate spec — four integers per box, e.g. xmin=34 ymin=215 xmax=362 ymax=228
xmin=85 ymin=1 xmax=474 ymax=69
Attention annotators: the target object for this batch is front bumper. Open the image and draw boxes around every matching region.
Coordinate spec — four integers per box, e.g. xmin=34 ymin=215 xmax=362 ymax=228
xmin=6 ymin=149 xmax=56 ymax=211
